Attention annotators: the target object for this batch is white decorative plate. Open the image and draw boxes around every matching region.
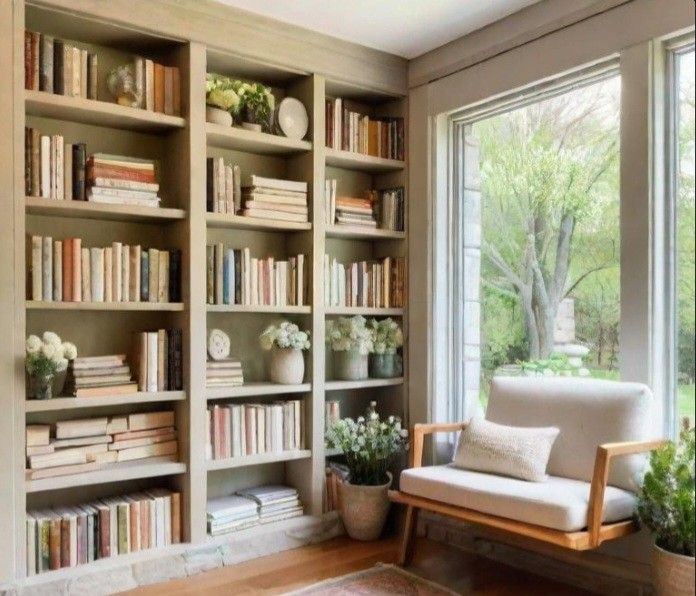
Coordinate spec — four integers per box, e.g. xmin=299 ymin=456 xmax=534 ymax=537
xmin=277 ymin=97 xmax=309 ymax=140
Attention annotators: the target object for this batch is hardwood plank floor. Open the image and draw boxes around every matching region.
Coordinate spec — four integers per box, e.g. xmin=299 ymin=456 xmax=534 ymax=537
xmin=123 ymin=536 xmax=593 ymax=595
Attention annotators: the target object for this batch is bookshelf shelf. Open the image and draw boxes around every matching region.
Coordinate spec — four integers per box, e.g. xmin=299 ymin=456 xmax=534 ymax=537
xmin=25 ymin=90 xmax=186 ymax=132
xmin=325 ymin=306 xmax=404 ymax=317
xmin=26 ymin=301 xmax=185 ymax=312
xmin=25 ymin=197 xmax=187 ymax=223
xmin=25 ymin=391 xmax=186 ymax=413
xmin=325 ymin=147 xmax=405 ymax=172
xmin=325 ymin=225 xmax=405 ymax=240
xmin=206 ymin=383 xmax=311 ymax=400
xmin=206 ymin=304 xmax=311 ymax=314
xmin=25 ymin=457 xmax=187 ymax=493
xmin=206 ymin=212 xmax=311 ymax=232
xmin=206 ymin=449 xmax=312 ymax=471
xmin=206 ymin=123 xmax=312 ymax=155
xmin=325 ymin=378 xmax=404 ymax=391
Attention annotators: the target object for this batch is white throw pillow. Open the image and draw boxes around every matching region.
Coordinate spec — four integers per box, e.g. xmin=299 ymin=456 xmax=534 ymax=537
xmin=452 ymin=418 xmax=560 ymax=482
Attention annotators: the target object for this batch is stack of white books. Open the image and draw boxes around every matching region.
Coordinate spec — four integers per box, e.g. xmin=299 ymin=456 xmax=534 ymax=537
xmin=236 ymin=485 xmax=303 ymax=525
xmin=242 ymin=176 xmax=308 ymax=223
xmin=206 ymin=494 xmax=259 ymax=536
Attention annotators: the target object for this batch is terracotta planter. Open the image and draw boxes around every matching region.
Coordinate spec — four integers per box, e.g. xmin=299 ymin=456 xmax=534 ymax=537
xmin=652 ymin=544 xmax=695 ymax=596
xmin=333 ymin=349 xmax=368 ymax=381
xmin=269 ymin=347 xmax=305 ymax=385
xmin=206 ymin=105 xmax=232 ymax=127
xmin=338 ymin=472 xmax=392 ymax=541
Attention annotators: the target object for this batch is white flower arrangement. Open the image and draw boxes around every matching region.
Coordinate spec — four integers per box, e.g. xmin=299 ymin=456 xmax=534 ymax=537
xmin=325 ymin=315 xmax=374 ymax=355
xmin=25 ymin=332 xmax=77 ymax=378
xmin=370 ymin=318 xmax=403 ymax=355
xmin=325 ymin=402 xmax=408 ymax=486
xmin=260 ymin=322 xmax=310 ymax=351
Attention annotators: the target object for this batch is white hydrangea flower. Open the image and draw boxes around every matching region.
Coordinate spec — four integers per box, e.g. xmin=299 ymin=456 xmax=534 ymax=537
xmin=42 ymin=331 xmax=62 ymax=347
xmin=26 ymin=335 xmax=42 ymax=354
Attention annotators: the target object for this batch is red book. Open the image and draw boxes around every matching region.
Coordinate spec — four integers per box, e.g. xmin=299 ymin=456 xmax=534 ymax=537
xmin=98 ymin=505 xmax=110 ymax=558
xmin=62 ymin=238 xmax=73 ymax=302
xmin=154 ymin=63 xmax=165 ymax=113
xmin=86 ymin=165 xmax=156 ymax=183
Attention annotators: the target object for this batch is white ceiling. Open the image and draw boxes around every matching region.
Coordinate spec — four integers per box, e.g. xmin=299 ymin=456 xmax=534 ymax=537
xmin=213 ymin=0 xmax=542 ymax=59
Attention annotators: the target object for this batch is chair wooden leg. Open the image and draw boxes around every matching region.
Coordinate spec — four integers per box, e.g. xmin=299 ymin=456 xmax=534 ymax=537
xmin=398 ymin=505 xmax=419 ymax=566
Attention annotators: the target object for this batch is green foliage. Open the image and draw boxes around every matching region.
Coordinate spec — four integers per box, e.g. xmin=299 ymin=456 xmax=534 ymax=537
xmin=236 ymin=81 xmax=275 ymax=128
xmin=636 ymin=424 xmax=695 ymax=556
xmin=518 ymin=353 xmax=581 ymax=376
xmin=205 ymin=74 xmax=240 ymax=112
xmin=325 ymin=402 xmax=408 ymax=486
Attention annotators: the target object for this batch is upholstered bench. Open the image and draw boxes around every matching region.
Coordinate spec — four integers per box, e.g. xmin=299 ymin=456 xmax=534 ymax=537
xmin=391 ymin=377 xmax=665 ymax=565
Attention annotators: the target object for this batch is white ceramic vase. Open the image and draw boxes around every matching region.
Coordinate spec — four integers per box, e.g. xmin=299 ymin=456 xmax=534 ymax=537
xmin=652 ymin=545 xmax=695 ymax=596
xmin=338 ymin=472 xmax=392 ymax=541
xmin=241 ymin=121 xmax=263 ymax=132
xmin=206 ymin=105 xmax=232 ymax=127
xmin=269 ymin=347 xmax=305 ymax=385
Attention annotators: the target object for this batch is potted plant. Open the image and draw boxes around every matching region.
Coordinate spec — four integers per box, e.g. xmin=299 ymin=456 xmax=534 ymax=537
xmin=326 ymin=315 xmax=374 ymax=381
xmin=636 ymin=421 xmax=695 ymax=596
xmin=235 ymin=80 xmax=275 ymax=132
xmin=205 ymin=74 xmax=240 ymax=127
xmin=25 ymin=332 xmax=77 ymax=400
xmin=260 ymin=322 xmax=310 ymax=385
xmin=326 ymin=402 xmax=408 ymax=540
xmin=369 ymin=318 xmax=404 ymax=378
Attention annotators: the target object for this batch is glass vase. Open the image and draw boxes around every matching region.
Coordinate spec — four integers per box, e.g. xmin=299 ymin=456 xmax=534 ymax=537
xmin=29 ymin=374 xmax=54 ymax=400
xmin=369 ymin=353 xmax=403 ymax=379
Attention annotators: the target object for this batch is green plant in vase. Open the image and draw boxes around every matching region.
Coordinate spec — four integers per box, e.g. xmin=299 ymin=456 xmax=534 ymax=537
xmin=205 ymin=73 xmax=240 ymax=126
xmin=235 ymin=80 xmax=275 ymax=132
xmin=326 ymin=315 xmax=374 ymax=381
xmin=26 ymin=332 xmax=77 ymax=400
xmin=369 ymin=318 xmax=404 ymax=378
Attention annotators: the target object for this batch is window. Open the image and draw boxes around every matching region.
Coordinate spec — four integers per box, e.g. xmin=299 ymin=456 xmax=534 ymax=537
xmin=449 ymin=70 xmax=621 ymax=412
xmin=670 ymin=46 xmax=695 ymax=431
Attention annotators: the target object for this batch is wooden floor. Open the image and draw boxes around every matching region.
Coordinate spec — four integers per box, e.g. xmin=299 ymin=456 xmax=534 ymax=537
xmin=123 ymin=536 xmax=593 ymax=595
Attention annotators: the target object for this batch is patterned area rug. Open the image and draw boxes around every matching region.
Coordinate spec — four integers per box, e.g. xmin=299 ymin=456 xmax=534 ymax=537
xmin=285 ymin=564 xmax=459 ymax=595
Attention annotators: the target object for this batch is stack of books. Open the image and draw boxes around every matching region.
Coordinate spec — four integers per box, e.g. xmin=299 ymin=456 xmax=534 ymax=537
xmin=206 ymin=157 xmax=241 ymax=214
xmin=206 ymin=400 xmax=304 ymax=461
xmin=132 ymin=57 xmax=181 ymax=115
xmin=206 ymin=495 xmax=259 ymax=536
xmin=237 ymin=485 xmax=303 ymax=525
xmin=86 ymin=153 xmax=161 ymax=208
xmin=72 ymin=354 xmax=136 ymax=397
xmin=206 ymin=358 xmax=244 ymax=388
xmin=24 ymin=31 xmax=98 ymax=100
xmin=325 ymin=97 xmax=404 ymax=160
xmin=29 ymin=236 xmax=182 ymax=304
xmin=206 ymin=243 xmax=307 ymax=307
xmin=133 ymin=329 xmax=184 ymax=392
xmin=334 ymin=196 xmax=377 ymax=228
xmin=367 ymin=187 xmax=405 ymax=232
xmin=25 ymin=410 xmax=178 ymax=480
xmin=26 ymin=488 xmax=180 ymax=575
xmin=324 ymin=256 xmax=406 ymax=308
xmin=241 ymin=175 xmax=309 ymax=223
xmin=24 ymin=129 xmax=87 ymax=200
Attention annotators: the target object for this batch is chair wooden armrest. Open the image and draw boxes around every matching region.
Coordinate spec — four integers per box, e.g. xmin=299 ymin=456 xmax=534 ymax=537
xmin=586 ymin=439 xmax=666 ymax=546
xmin=410 ymin=422 xmax=467 ymax=467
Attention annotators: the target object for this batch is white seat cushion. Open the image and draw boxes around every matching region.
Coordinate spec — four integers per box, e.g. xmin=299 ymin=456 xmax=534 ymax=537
xmin=400 ymin=465 xmax=636 ymax=532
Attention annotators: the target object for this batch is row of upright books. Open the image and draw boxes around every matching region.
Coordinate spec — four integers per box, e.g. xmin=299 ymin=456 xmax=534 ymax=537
xmin=24 ymin=31 xmax=98 ymax=99
xmin=26 ymin=488 xmax=180 ymax=575
xmin=133 ymin=329 xmax=184 ymax=393
xmin=206 ymin=244 xmax=307 ymax=307
xmin=324 ymin=256 xmax=406 ymax=308
xmin=206 ymin=401 xmax=305 ymax=461
xmin=25 ymin=410 xmax=178 ymax=481
xmin=207 ymin=485 xmax=302 ymax=536
xmin=29 ymin=236 xmax=182 ymax=304
xmin=323 ymin=180 xmax=405 ymax=232
xmin=131 ymin=56 xmax=182 ymax=116
xmin=325 ymin=97 xmax=404 ymax=161
xmin=206 ymin=358 xmax=244 ymax=388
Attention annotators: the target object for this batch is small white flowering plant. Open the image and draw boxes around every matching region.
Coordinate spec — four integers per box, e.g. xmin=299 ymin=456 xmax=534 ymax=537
xmin=25 ymin=332 xmax=77 ymax=379
xmin=370 ymin=318 xmax=403 ymax=355
xmin=260 ymin=322 xmax=311 ymax=351
xmin=326 ymin=402 xmax=408 ymax=486
xmin=205 ymin=74 xmax=241 ymax=114
xmin=326 ymin=315 xmax=374 ymax=354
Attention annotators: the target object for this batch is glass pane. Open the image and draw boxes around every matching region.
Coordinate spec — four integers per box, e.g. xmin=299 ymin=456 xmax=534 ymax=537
xmin=676 ymin=50 xmax=695 ymax=430
xmin=469 ymin=76 xmax=621 ymax=409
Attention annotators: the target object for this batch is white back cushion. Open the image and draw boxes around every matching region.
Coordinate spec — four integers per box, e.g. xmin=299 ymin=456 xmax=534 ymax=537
xmin=486 ymin=377 xmax=653 ymax=491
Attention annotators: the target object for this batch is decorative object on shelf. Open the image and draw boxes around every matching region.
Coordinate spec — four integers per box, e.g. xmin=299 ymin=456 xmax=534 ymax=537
xmin=276 ymin=97 xmax=308 ymax=140
xmin=208 ymin=328 xmax=231 ymax=361
xmin=326 ymin=402 xmax=408 ymax=540
xmin=636 ymin=420 xmax=695 ymax=596
xmin=260 ymin=322 xmax=311 ymax=385
xmin=326 ymin=316 xmax=374 ymax=381
xmin=205 ymin=73 xmax=240 ymax=127
xmin=369 ymin=318 xmax=404 ymax=379
xmin=107 ymin=64 xmax=141 ymax=108
xmin=25 ymin=332 xmax=77 ymax=400
xmin=236 ymin=81 xmax=275 ymax=132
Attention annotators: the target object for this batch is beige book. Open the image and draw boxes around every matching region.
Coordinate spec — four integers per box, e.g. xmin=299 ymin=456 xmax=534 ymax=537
xmin=54 ymin=417 xmax=108 ymax=440
xmin=113 ymin=426 xmax=175 ymax=442
xmin=72 ymin=237 xmax=82 ymax=302
xmin=107 ymin=416 xmax=129 ymax=434
xmin=53 ymin=240 xmax=63 ymax=301
xmin=148 ymin=248 xmax=159 ymax=303
xmin=71 ymin=46 xmax=81 ymax=97
xmin=51 ymin=434 xmax=112 ymax=448
xmin=104 ymin=247 xmax=113 ymax=302
xmin=41 ymin=236 xmax=52 ymax=301
xmin=158 ymin=250 xmax=168 ymax=303
xmin=31 ymin=235 xmax=42 ymax=301
xmin=26 ymin=425 xmax=50 ymax=447
xmin=90 ymin=450 xmax=118 ymax=465
xmin=80 ymin=49 xmax=88 ymax=98
xmin=130 ymin=245 xmax=141 ymax=302
xmin=54 ymin=135 xmax=64 ymax=200
xmin=29 ymin=449 xmax=86 ymax=470
xmin=127 ymin=411 xmax=174 ymax=432
xmin=75 ymin=383 xmax=138 ymax=398
xmin=116 ymin=440 xmax=177 ymax=462
xmin=64 ymin=143 xmax=73 ymax=200
xmin=90 ymin=247 xmax=104 ymax=302
xmin=112 ymin=242 xmax=122 ymax=302
xmin=135 ymin=332 xmax=147 ymax=392
xmin=145 ymin=59 xmax=155 ymax=111
xmin=157 ymin=329 xmax=167 ymax=391
xmin=121 ymin=244 xmax=130 ymax=303
xmin=109 ymin=433 xmax=176 ymax=451
xmin=81 ymin=248 xmax=91 ymax=302
xmin=26 ymin=461 xmax=100 ymax=481
xmin=26 ymin=444 xmax=54 ymax=457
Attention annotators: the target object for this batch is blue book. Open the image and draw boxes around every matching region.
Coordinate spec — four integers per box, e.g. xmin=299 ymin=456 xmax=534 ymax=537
xmin=140 ymin=250 xmax=149 ymax=302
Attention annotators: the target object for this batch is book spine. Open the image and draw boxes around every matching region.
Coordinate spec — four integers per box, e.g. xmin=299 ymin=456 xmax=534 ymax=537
xmin=158 ymin=250 xmax=168 ymax=303
xmin=130 ymin=245 xmax=141 ymax=302
xmin=53 ymin=39 xmax=64 ymax=95
xmin=140 ymin=250 xmax=149 ymax=301
xmin=31 ymin=235 xmax=42 ymax=301
xmin=72 ymin=144 xmax=86 ymax=201
xmin=40 ymin=236 xmax=52 ymax=301
xmin=148 ymin=249 xmax=159 ymax=303
xmin=81 ymin=248 xmax=91 ymax=302
xmin=87 ymin=53 xmax=98 ymax=100
xmin=90 ymin=247 xmax=104 ymax=302
xmin=169 ymin=248 xmax=181 ymax=303
xmin=72 ymin=238 xmax=82 ymax=302
xmin=39 ymin=35 xmax=54 ymax=93
xmin=104 ymin=247 xmax=113 ymax=302
xmin=146 ymin=332 xmax=158 ymax=392
xmin=121 ymin=244 xmax=130 ymax=303
xmin=112 ymin=242 xmax=122 ymax=302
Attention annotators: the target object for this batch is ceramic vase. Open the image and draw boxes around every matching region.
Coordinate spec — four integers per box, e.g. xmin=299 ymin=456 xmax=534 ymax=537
xmin=269 ymin=347 xmax=305 ymax=385
xmin=206 ymin=105 xmax=233 ymax=127
xmin=369 ymin=353 xmax=403 ymax=379
xmin=652 ymin=545 xmax=695 ymax=596
xmin=334 ymin=349 xmax=368 ymax=381
xmin=338 ymin=472 xmax=392 ymax=541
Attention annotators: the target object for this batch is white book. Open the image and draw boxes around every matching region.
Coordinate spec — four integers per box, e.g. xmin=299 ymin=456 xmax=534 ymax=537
xmin=297 ymin=254 xmax=304 ymax=306
xmin=88 ymin=186 xmax=160 ymax=200
xmin=112 ymin=242 xmax=122 ymax=302
xmin=80 ymin=49 xmax=88 ymax=98
xmin=145 ymin=59 xmax=155 ymax=111
xmin=41 ymin=236 xmax=52 ymax=302
xmin=121 ymin=244 xmax=130 ymax=302
xmin=216 ymin=157 xmax=225 ymax=214
xmin=87 ymin=194 xmax=161 ymax=207
xmin=81 ymin=247 xmax=91 ymax=302
xmin=104 ymin=247 xmax=113 ymax=302
xmin=256 ymin=406 xmax=266 ymax=455
xmin=224 ymin=164 xmax=234 ymax=215
xmin=233 ymin=164 xmax=242 ymax=214
xmin=54 ymin=135 xmax=64 ymax=200
xmin=249 ymin=175 xmax=307 ymax=194
xmin=90 ymin=177 xmax=160 ymax=192
xmin=146 ymin=332 xmax=158 ymax=392
xmin=293 ymin=400 xmax=302 ymax=450
xmin=31 ymin=235 xmax=42 ymax=301
xmin=53 ymin=240 xmax=62 ymax=301
xmin=90 ymin=247 xmax=104 ymax=302
xmin=39 ymin=136 xmax=50 ymax=198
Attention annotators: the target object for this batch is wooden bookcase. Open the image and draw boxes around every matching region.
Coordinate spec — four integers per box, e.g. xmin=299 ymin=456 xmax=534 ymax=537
xmin=1 ymin=0 xmax=408 ymax=585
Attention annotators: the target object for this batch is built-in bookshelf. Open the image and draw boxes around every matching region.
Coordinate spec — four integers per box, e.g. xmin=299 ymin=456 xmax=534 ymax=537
xmin=2 ymin=0 xmax=408 ymax=585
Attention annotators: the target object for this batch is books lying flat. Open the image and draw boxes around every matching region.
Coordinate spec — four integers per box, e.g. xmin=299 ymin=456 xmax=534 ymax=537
xmin=116 ymin=440 xmax=177 ymax=462
xmin=242 ymin=208 xmax=308 ymax=223
xmin=25 ymin=461 xmax=100 ymax=480
xmin=55 ymin=417 xmax=108 ymax=439
xmin=75 ymin=383 xmax=139 ymax=398
xmin=128 ymin=411 xmax=175 ymax=432
xmin=247 ymin=176 xmax=307 ymax=194
xmin=236 ymin=485 xmax=298 ymax=505
xmin=73 ymin=354 xmax=126 ymax=370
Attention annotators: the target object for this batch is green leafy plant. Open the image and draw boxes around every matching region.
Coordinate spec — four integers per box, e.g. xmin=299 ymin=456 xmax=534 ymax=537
xmin=326 ymin=402 xmax=408 ymax=486
xmin=235 ymin=81 xmax=275 ymax=129
xmin=370 ymin=318 xmax=403 ymax=355
xmin=326 ymin=315 xmax=374 ymax=354
xmin=205 ymin=74 xmax=240 ymax=113
xmin=636 ymin=422 xmax=695 ymax=557
xmin=518 ymin=353 xmax=588 ymax=377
